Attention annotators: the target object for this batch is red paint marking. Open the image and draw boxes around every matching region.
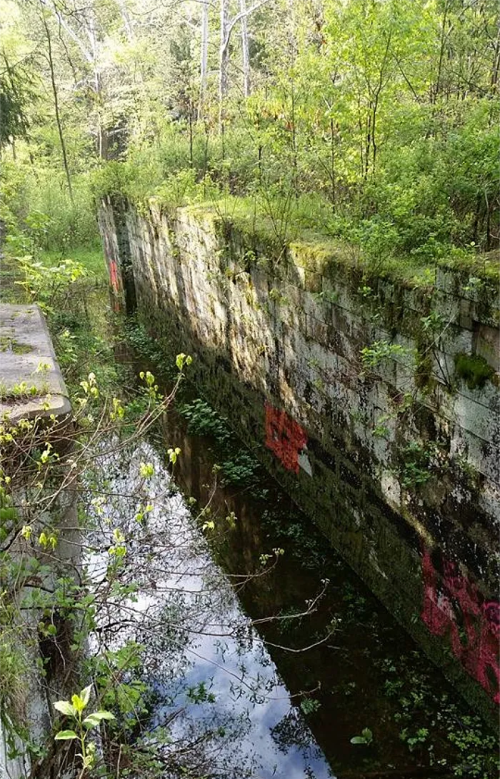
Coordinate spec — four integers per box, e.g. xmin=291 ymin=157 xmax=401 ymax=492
xmin=264 ymin=402 xmax=307 ymax=474
xmin=109 ymin=258 xmax=119 ymax=293
xmin=421 ymin=546 xmax=500 ymax=704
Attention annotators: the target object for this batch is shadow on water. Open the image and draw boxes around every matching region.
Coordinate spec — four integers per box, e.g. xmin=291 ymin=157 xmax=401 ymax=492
xmin=155 ymin=409 xmax=463 ymax=779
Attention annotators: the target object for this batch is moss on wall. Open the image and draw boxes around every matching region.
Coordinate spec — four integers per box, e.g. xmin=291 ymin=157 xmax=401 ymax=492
xmin=99 ymin=198 xmax=500 ymax=728
xmin=455 ymin=353 xmax=495 ymax=390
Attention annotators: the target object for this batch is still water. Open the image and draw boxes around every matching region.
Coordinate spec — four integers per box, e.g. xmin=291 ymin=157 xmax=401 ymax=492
xmin=86 ymin=382 xmax=497 ymax=778
xmin=89 ymin=439 xmax=334 ymax=778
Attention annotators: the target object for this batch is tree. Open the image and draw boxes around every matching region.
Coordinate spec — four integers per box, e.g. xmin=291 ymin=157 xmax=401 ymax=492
xmin=0 ymin=54 xmax=31 ymax=149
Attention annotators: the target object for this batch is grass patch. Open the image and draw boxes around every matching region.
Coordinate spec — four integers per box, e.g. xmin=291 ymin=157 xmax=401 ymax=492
xmin=40 ymin=245 xmax=106 ymax=280
xmin=0 ymin=337 xmax=33 ymax=354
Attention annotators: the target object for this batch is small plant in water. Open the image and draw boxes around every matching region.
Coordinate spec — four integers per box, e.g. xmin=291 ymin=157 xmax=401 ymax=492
xmin=300 ymin=697 xmax=321 ymax=715
xmin=350 ymin=727 xmax=373 ymax=746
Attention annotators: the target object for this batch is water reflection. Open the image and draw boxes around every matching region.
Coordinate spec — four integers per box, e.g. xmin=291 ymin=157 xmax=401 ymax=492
xmin=87 ymin=441 xmax=335 ymax=779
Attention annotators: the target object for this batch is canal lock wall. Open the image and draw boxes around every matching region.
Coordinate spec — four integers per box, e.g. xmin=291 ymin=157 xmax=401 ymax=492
xmin=99 ymin=197 xmax=500 ymax=726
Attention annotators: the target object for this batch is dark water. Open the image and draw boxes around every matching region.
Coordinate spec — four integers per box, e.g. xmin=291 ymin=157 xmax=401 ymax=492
xmin=153 ymin=401 xmax=498 ymax=779
xmin=154 ymin=420 xmax=428 ymax=775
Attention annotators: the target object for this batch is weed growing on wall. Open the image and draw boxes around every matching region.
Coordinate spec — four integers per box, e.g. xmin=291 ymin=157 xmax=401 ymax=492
xmin=377 ymin=655 xmax=499 ymax=777
xmin=179 ymin=398 xmax=232 ymax=444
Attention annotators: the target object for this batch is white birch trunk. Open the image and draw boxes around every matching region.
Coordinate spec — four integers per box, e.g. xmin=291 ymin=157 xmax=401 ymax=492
xmin=240 ymin=0 xmax=250 ymax=97
xmin=219 ymin=0 xmax=229 ymax=132
xmin=199 ymin=0 xmax=209 ymax=117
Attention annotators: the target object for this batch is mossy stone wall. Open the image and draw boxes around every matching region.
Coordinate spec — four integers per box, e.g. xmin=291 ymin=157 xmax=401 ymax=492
xmin=99 ymin=199 xmax=500 ymax=726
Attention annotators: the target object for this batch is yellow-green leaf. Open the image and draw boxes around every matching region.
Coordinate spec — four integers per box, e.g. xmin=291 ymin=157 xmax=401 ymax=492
xmin=55 ymin=730 xmax=77 ymax=740
xmin=71 ymin=694 xmax=85 ymax=713
xmin=83 ymin=711 xmax=115 ymax=729
xmin=54 ymin=700 xmax=76 ymax=717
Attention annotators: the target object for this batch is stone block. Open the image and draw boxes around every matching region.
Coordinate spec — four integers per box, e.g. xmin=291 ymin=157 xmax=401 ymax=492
xmin=0 ymin=304 xmax=71 ymax=422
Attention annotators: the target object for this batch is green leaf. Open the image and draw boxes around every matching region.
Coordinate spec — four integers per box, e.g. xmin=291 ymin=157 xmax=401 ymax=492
xmin=92 ymin=710 xmax=115 ymax=720
xmin=82 ymin=715 xmax=100 ymax=729
xmin=54 ymin=730 xmax=77 ymax=740
xmin=54 ymin=701 xmax=76 ymax=717
xmin=350 ymin=736 xmax=367 ymax=745
xmin=80 ymin=685 xmax=92 ymax=707
xmin=83 ymin=711 xmax=115 ymax=728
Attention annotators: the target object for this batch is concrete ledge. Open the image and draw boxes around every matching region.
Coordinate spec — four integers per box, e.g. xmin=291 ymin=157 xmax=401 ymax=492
xmin=0 ymin=304 xmax=71 ymax=422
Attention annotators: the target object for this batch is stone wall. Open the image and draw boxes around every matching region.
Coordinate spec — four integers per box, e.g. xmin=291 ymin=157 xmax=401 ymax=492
xmin=0 ymin=305 xmax=77 ymax=778
xmin=99 ymin=197 xmax=500 ymax=725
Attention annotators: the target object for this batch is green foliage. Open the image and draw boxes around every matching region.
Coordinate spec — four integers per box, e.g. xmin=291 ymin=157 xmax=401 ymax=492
xmin=0 ymin=50 xmax=36 ymax=147
xmin=378 ymin=653 xmax=499 ymax=777
xmin=15 ymin=256 xmax=87 ymax=313
xmin=361 ymin=340 xmax=414 ymax=370
xmin=179 ymin=398 xmax=232 ymax=443
xmin=53 ymin=686 xmax=115 ymax=772
xmin=124 ymin=319 xmax=166 ymax=366
xmin=179 ymin=398 xmax=261 ymax=487
xmin=91 ymin=642 xmax=149 ymax=731
xmin=399 ymin=726 xmax=429 ymax=751
xmin=219 ymin=450 xmax=259 ymax=487
xmin=4 ymin=168 xmax=99 ymax=255
xmin=300 ymin=697 xmax=321 ymax=716
xmin=0 ymin=631 xmax=29 ymax=727
xmin=350 ymin=727 xmax=373 ymax=746
xmin=260 ymin=509 xmax=327 ymax=571
xmin=399 ymin=441 xmax=434 ymax=489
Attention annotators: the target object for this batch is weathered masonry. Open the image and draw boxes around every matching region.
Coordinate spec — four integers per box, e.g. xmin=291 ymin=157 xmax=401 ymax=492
xmin=99 ymin=197 xmax=500 ymax=725
xmin=0 ymin=305 xmax=76 ymax=779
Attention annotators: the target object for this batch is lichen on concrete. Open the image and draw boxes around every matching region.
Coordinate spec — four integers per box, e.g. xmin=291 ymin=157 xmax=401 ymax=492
xmin=0 ymin=304 xmax=71 ymax=421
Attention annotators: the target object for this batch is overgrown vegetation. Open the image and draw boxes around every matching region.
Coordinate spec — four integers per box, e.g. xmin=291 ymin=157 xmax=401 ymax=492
xmin=1 ymin=0 xmax=498 ymax=280
xmin=0 ymin=0 xmax=499 ymax=775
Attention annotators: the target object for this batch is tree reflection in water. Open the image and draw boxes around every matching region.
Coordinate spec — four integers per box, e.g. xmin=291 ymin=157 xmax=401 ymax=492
xmin=85 ymin=440 xmax=334 ymax=779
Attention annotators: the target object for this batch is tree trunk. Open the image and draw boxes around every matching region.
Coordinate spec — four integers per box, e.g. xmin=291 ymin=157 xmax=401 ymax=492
xmin=86 ymin=10 xmax=107 ymax=159
xmin=41 ymin=10 xmax=74 ymax=206
xmin=240 ymin=0 xmax=250 ymax=97
xmin=329 ymin=117 xmax=336 ymax=210
xmin=199 ymin=0 xmax=209 ymax=117
xmin=433 ymin=0 xmax=450 ymax=103
xmin=219 ymin=0 xmax=229 ymax=135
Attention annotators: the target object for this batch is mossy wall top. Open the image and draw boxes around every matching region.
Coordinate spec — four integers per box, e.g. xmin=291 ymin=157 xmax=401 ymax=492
xmin=99 ymin=196 xmax=500 ymax=724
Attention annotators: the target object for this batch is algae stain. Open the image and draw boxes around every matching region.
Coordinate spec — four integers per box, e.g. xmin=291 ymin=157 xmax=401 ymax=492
xmin=0 ymin=337 xmax=33 ymax=355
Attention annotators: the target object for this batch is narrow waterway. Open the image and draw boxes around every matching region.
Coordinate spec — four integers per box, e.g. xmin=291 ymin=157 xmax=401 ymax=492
xmin=88 ymin=439 xmax=334 ymax=778
xmin=85 ymin=342 xmax=498 ymax=779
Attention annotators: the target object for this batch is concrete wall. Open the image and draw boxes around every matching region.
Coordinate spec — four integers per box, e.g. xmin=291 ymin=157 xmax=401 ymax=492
xmin=99 ymin=197 xmax=500 ymax=725
xmin=0 ymin=305 xmax=76 ymax=778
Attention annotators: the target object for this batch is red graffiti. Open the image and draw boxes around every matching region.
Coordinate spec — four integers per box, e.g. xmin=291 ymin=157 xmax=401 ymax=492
xmin=421 ymin=546 xmax=500 ymax=704
xmin=109 ymin=259 xmax=119 ymax=293
xmin=264 ymin=402 xmax=307 ymax=474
